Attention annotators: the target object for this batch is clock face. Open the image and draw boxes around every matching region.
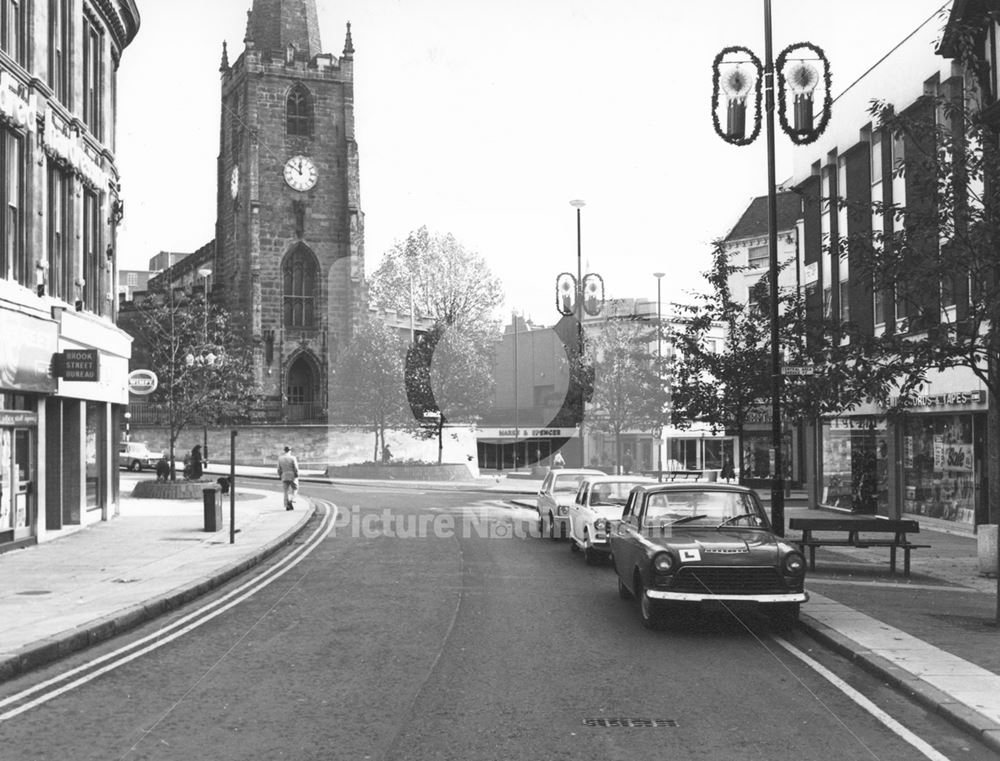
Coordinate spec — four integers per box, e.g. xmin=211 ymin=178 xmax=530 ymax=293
xmin=230 ymin=165 xmax=239 ymax=199
xmin=283 ymin=155 xmax=318 ymax=192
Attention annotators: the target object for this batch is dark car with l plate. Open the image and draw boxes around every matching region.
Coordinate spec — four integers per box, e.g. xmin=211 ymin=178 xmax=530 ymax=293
xmin=609 ymin=483 xmax=807 ymax=630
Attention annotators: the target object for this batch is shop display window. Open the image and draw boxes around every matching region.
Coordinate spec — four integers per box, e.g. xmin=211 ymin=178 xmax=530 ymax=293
xmin=902 ymin=414 xmax=977 ymax=524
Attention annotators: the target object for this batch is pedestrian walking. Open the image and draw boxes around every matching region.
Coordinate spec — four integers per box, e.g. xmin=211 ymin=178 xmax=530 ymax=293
xmin=277 ymin=445 xmax=300 ymax=510
xmin=189 ymin=444 xmax=205 ymax=480
xmin=720 ymin=454 xmax=736 ymax=483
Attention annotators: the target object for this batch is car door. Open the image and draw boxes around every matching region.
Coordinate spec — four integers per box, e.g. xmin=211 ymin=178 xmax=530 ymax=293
xmin=569 ymin=482 xmax=589 ymax=543
xmin=611 ymin=489 xmax=643 ymax=583
xmin=537 ymin=472 xmax=553 ymax=516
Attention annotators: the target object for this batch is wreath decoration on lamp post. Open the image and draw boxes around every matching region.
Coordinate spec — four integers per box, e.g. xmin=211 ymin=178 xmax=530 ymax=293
xmin=711 ymin=46 xmax=763 ymax=146
xmin=555 ymin=272 xmax=576 ymax=316
xmin=776 ymin=42 xmax=832 ymax=145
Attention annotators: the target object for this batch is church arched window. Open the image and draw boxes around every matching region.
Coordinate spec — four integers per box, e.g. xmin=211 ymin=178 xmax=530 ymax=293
xmin=282 ymin=244 xmax=318 ymax=328
xmin=286 ymin=84 xmax=313 ymax=137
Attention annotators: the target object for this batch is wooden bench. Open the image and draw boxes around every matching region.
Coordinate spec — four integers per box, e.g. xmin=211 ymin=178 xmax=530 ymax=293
xmin=788 ymin=518 xmax=930 ymax=577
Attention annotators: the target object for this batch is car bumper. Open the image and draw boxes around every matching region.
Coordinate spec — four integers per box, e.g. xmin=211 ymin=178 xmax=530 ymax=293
xmin=645 ymin=590 xmax=808 ymax=604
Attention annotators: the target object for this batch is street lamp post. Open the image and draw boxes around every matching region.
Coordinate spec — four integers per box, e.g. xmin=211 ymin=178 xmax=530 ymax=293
xmin=711 ymin=0 xmax=831 ymax=536
xmin=198 ymin=267 xmax=212 ymax=462
xmin=653 ymin=272 xmax=665 ymax=482
xmin=570 ymin=199 xmax=586 ymax=468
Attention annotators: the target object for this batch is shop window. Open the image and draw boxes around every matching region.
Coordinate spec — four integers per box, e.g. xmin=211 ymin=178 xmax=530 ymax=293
xmin=901 ymin=414 xmax=977 ymax=524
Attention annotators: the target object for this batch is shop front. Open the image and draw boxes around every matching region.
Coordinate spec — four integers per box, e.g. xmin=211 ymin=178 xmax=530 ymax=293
xmin=0 ymin=309 xmax=58 ymax=551
xmin=818 ymin=416 xmax=888 ymax=514
xmin=476 ymin=426 xmax=580 ymax=472
xmin=898 ymin=392 xmax=986 ymax=526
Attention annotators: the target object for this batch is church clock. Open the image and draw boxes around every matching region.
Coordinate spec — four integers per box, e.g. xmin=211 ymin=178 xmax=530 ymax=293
xmin=283 ymin=155 xmax=318 ymax=192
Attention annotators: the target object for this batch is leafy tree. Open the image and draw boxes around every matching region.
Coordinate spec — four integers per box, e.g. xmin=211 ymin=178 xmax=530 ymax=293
xmin=369 ymin=226 xmax=504 ymax=335
xmin=405 ymin=323 xmax=494 ymax=463
xmin=334 ymin=317 xmax=409 ymax=462
xmin=586 ymin=302 xmax=660 ymax=472
xmin=672 ymin=242 xmax=889 ymax=481
xmin=123 ymin=285 xmax=257 ymax=478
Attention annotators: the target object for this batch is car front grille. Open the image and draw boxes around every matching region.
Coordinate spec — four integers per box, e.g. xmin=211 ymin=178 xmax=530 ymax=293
xmin=670 ymin=566 xmax=786 ymax=595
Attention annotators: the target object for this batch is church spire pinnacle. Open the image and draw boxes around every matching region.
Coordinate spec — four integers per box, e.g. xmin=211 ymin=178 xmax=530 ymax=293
xmin=343 ymin=21 xmax=354 ymax=58
xmin=247 ymin=0 xmax=322 ymax=59
xmin=220 ymin=40 xmax=229 ymax=71
xmin=244 ymin=10 xmax=253 ymax=48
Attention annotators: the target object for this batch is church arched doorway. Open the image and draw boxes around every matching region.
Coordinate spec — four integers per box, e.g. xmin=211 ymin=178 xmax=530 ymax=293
xmin=285 ymin=353 xmax=322 ymax=422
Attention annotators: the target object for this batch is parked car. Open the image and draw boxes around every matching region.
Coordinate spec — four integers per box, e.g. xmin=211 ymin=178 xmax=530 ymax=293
xmin=609 ymin=483 xmax=808 ymax=630
xmin=119 ymin=441 xmax=163 ymax=472
xmin=535 ymin=468 xmax=605 ymax=539
xmin=568 ymin=475 xmax=656 ymax=564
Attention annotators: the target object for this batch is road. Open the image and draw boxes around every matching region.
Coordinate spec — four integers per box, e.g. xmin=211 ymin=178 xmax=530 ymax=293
xmin=0 ymin=481 xmax=995 ymax=761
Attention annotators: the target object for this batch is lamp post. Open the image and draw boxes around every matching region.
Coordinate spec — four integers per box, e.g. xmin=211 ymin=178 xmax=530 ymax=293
xmin=653 ymin=272 xmax=665 ymax=482
xmin=197 ymin=267 xmax=212 ymax=462
xmin=711 ymin=1 xmax=831 ymax=536
xmin=570 ymin=199 xmax=585 ymax=468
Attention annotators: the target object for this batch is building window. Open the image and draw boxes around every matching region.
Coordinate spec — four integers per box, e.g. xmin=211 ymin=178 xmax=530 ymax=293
xmin=1 ymin=0 xmax=27 ymax=68
xmin=286 ymin=84 xmax=313 ymax=137
xmin=82 ymin=13 xmax=104 ymax=139
xmin=282 ymin=245 xmax=317 ymax=327
xmin=47 ymin=161 xmax=73 ymax=300
xmin=230 ymin=90 xmax=241 ymax=163
xmin=870 ymin=129 xmax=883 ymax=184
xmin=747 ymin=244 xmax=768 ymax=269
xmin=83 ymin=189 xmax=102 ymax=312
xmin=838 ymin=279 xmax=849 ymax=323
xmin=1 ymin=128 xmax=25 ymax=285
xmin=48 ymin=0 xmax=71 ymax=105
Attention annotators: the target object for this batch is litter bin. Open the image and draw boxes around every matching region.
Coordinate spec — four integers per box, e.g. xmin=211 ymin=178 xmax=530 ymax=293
xmin=203 ymin=487 xmax=222 ymax=532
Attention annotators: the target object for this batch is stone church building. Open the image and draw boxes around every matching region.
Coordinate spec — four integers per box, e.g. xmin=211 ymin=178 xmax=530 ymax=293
xmin=145 ymin=0 xmax=365 ymax=424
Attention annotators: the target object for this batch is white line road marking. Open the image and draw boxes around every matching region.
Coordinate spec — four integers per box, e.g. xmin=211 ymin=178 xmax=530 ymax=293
xmin=774 ymin=637 xmax=953 ymax=761
xmin=0 ymin=502 xmax=337 ymax=721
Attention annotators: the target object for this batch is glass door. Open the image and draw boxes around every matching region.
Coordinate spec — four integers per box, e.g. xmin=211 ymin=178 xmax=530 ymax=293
xmin=13 ymin=428 xmax=33 ymax=539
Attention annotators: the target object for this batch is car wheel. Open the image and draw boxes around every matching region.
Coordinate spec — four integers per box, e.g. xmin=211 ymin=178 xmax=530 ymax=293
xmin=130 ymin=460 xmax=142 ymax=472
xmin=617 ymin=576 xmax=633 ymax=600
xmin=569 ymin=539 xmax=579 ymax=553
xmin=547 ymin=513 xmax=557 ymax=541
xmin=636 ymin=577 xmax=665 ymax=630
xmin=770 ymin=603 xmax=800 ymax=633
xmin=583 ymin=542 xmax=600 ymax=566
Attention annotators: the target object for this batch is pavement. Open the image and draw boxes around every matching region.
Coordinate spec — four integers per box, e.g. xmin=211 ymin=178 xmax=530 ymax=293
xmin=1 ymin=467 xmax=999 ymax=753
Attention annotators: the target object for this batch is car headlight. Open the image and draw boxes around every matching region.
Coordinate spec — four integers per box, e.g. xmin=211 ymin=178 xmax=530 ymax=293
xmin=593 ymin=518 xmax=608 ymax=531
xmin=652 ymin=551 xmax=675 ymax=574
xmin=783 ymin=553 xmax=806 ymax=575
xmin=558 ymin=505 xmax=569 ymax=515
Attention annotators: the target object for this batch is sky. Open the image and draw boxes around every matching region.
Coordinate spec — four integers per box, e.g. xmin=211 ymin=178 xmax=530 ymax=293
xmin=115 ymin=0 xmax=953 ymax=325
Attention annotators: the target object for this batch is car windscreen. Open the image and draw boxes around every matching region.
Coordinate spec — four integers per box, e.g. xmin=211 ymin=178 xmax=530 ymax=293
xmin=589 ymin=481 xmax=645 ymax=505
xmin=553 ymin=475 xmax=587 ymax=493
xmin=642 ymin=491 xmax=765 ymax=527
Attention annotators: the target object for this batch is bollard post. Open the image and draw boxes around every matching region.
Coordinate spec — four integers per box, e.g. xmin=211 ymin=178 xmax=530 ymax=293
xmin=230 ymin=430 xmax=238 ymax=544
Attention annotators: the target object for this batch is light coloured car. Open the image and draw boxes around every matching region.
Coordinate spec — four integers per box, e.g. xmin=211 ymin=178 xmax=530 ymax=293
xmin=118 ymin=441 xmax=163 ymax=472
xmin=568 ymin=475 xmax=657 ymax=564
xmin=535 ymin=468 xmax=605 ymax=540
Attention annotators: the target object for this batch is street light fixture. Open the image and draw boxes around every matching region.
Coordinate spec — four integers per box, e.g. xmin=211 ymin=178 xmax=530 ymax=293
xmin=570 ymin=199 xmax=586 ymax=468
xmin=653 ymin=272 xmax=665 ymax=482
xmin=711 ymin=0 xmax=832 ymax=536
xmin=197 ymin=267 xmax=212 ymax=462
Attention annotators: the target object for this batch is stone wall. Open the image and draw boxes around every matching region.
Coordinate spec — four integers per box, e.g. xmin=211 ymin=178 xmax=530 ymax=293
xmin=129 ymin=424 xmax=479 ymax=475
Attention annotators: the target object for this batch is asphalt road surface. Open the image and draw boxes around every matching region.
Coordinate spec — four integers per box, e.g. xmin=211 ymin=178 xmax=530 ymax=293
xmin=1 ymin=481 xmax=995 ymax=761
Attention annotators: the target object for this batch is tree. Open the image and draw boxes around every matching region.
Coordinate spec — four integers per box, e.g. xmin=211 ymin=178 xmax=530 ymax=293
xmin=124 ymin=285 xmax=257 ymax=478
xmin=334 ymin=317 xmax=409 ymax=462
xmin=405 ymin=324 xmax=494 ymax=463
xmin=672 ymin=242 xmax=889 ymax=481
xmin=369 ymin=226 xmax=504 ymax=335
xmin=586 ymin=302 xmax=660 ymax=472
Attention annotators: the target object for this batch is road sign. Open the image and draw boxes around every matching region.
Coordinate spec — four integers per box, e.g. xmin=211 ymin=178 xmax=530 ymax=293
xmin=782 ymin=365 xmax=815 ymax=376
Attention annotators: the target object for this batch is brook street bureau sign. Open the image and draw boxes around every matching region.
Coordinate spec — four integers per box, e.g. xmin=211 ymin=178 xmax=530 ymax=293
xmin=54 ymin=349 xmax=100 ymax=381
xmin=127 ymin=369 xmax=158 ymax=395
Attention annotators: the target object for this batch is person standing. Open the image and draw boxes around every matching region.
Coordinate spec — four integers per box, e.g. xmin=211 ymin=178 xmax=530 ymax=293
xmin=189 ymin=444 xmax=205 ymax=480
xmin=551 ymin=451 xmax=565 ymax=469
xmin=277 ymin=445 xmax=300 ymax=510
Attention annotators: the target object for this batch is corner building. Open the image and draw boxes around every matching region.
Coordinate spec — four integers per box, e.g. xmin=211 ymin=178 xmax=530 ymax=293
xmin=0 ymin=1 xmax=139 ymax=551
xmin=214 ymin=0 xmax=365 ymax=422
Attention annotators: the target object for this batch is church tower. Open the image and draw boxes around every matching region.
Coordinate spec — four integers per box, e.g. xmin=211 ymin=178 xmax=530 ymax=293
xmin=216 ymin=0 xmax=364 ymax=423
